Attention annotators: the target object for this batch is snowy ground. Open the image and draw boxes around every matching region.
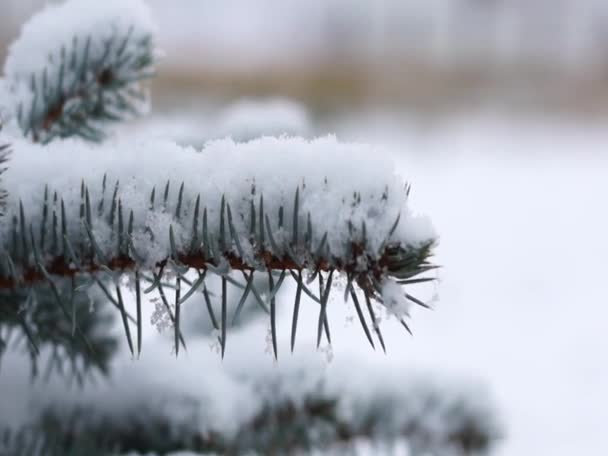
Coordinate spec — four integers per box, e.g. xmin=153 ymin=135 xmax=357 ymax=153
xmin=350 ymin=116 xmax=608 ymax=455
xmin=1 ymin=112 xmax=606 ymax=455
xmin=223 ymin=114 xmax=608 ymax=455
xmin=119 ymin=114 xmax=608 ymax=456
xmin=211 ymin=113 xmax=608 ymax=455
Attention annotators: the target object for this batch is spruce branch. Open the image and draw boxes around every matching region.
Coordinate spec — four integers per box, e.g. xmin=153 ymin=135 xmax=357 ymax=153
xmin=0 ymin=137 xmax=438 ymax=357
xmin=3 ymin=371 xmax=500 ymax=456
xmin=2 ymin=0 xmax=157 ymax=143
xmin=0 ymin=134 xmax=9 ymax=216
xmin=0 ymin=280 xmax=118 ymax=382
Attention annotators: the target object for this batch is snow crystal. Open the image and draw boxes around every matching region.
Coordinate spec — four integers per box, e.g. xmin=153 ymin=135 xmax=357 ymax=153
xmin=209 ymin=329 xmax=222 ymax=354
xmin=318 ymin=343 xmax=334 ymax=364
xmin=150 ymin=297 xmax=173 ymax=333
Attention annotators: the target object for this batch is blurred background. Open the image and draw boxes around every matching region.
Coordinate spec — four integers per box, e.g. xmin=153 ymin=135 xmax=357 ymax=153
xmin=4 ymin=0 xmax=608 ymax=117
xmin=1 ymin=1 xmax=607 ymax=455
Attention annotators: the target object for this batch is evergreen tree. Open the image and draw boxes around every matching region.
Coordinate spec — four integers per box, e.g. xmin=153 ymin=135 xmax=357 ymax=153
xmin=0 ymin=0 xmax=435 ymax=366
xmin=0 ymin=1 xmax=501 ymax=455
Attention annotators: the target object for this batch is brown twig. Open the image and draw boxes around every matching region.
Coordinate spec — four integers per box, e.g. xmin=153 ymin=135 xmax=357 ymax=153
xmin=0 ymin=244 xmax=389 ymax=292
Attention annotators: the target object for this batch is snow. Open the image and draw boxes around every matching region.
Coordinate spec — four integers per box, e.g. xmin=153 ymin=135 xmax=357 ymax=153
xmin=342 ymin=115 xmax=608 ymax=456
xmin=0 ymin=335 xmax=499 ymax=455
xmin=0 ymin=135 xmax=435 ymax=269
xmin=380 ymin=279 xmax=412 ymax=319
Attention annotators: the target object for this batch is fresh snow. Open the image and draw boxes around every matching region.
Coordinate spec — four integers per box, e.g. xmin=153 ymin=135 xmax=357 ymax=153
xmin=0 ymin=335 xmax=499 ymax=455
xmin=1 ymin=135 xmax=435 ymax=268
xmin=380 ymin=279 xmax=412 ymax=319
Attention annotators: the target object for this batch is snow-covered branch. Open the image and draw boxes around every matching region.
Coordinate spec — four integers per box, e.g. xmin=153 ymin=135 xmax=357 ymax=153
xmin=0 ymin=136 xmax=436 ymax=357
xmin=3 ymin=352 xmax=500 ymax=455
xmin=1 ymin=0 xmax=157 ymax=143
xmin=0 ymin=0 xmax=439 ymax=370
